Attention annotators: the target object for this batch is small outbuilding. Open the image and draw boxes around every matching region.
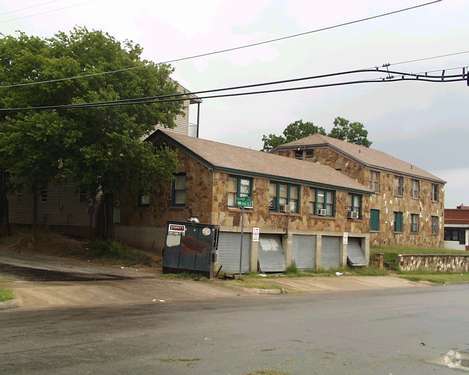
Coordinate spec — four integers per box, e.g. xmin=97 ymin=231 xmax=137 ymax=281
xmin=445 ymin=204 xmax=469 ymax=250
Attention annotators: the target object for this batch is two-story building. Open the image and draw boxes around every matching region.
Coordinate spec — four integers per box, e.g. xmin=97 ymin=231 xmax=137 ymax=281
xmin=116 ymin=129 xmax=373 ymax=273
xmin=272 ymin=133 xmax=445 ymax=248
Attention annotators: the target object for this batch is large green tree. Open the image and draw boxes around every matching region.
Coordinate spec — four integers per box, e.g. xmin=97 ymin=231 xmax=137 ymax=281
xmin=0 ymin=27 xmax=183 ymax=237
xmin=262 ymin=117 xmax=372 ymax=151
xmin=262 ymin=120 xmax=326 ymax=151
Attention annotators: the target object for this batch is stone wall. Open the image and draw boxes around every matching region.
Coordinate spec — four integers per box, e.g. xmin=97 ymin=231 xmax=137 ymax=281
xmin=398 ymin=254 xmax=469 ymax=272
xmin=274 ymin=145 xmax=445 ymax=248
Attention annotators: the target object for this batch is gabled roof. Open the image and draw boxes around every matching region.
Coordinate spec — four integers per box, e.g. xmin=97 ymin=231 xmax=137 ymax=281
xmin=275 ymin=133 xmax=445 ymax=183
xmin=149 ymin=130 xmax=372 ymax=193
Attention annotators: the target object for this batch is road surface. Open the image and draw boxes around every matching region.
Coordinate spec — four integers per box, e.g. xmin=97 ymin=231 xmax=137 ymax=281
xmin=1 ymin=285 xmax=469 ymax=374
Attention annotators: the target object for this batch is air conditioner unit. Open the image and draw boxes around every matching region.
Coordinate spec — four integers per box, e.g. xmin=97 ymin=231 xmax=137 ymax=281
xmin=348 ymin=210 xmax=359 ymax=219
xmin=317 ymin=208 xmax=327 ymax=216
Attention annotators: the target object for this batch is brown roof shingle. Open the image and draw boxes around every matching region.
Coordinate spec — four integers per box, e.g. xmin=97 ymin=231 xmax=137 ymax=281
xmin=276 ymin=133 xmax=445 ymax=183
xmin=152 ymin=130 xmax=371 ymax=193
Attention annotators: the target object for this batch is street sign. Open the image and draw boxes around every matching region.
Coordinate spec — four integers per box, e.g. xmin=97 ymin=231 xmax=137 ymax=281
xmin=252 ymin=227 xmax=260 ymax=242
xmin=236 ymin=196 xmax=252 ymax=209
xmin=168 ymin=223 xmax=186 ymax=234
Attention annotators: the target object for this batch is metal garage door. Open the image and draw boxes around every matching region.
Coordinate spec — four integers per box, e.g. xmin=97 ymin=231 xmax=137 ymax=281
xmin=347 ymin=237 xmax=367 ymax=266
xmin=217 ymin=232 xmax=251 ymax=274
xmin=320 ymin=236 xmax=341 ymax=269
xmin=292 ymin=235 xmax=316 ymax=270
xmin=259 ymin=235 xmax=286 ymax=273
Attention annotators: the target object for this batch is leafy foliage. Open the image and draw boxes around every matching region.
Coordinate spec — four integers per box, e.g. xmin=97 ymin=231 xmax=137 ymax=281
xmin=329 ymin=117 xmax=372 ymax=147
xmin=261 ymin=117 xmax=371 ymax=151
xmin=0 ymin=27 xmax=183 ymax=226
xmin=262 ymin=120 xmax=326 ymax=151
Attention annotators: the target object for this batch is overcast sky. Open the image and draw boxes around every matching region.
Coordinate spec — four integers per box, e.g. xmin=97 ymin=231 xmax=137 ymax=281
xmin=1 ymin=0 xmax=468 ymax=207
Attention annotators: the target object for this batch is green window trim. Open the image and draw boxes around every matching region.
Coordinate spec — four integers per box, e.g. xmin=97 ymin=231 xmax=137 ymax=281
xmin=310 ymin=188 xmax=336 ymax=217
xmin=394 ymin=212 xmax=404 ymax=233
xmin=269 ymin=181 xmax=300 ymax=214
xmin=227 ymin=175 xmax=253 ymax=208
xmin=370 ymin=209 xmax=380 ymax=231
xmin=171 ymin=173 xmax=187 ymax=207
xmin=348 ymin=193 xmax=363 ymax=219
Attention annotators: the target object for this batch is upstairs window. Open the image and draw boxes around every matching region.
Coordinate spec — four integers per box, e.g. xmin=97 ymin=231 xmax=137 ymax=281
xmin=172 ymin=173 xmax=186 ymax=206
xmin=394 ymin=176 xmax=404 ymax=197
xmin=411 ymin=214 xmax=420 ymax=233
xmin=310 ymin=188 xmax=335 ymax=217
xmin=370 ymin=171 xmax=380 ymax=193
xmin=411 ymin=179 xmax=420 ymax=199
xmin=227 ymin=176 xmax=252 ymax=208
xmin=269 ymin=182 xmax=300 ymax=214
xmin=138 ymin=193 xmax=151 ymax=206
xmin=294 ymin=149 xmax=304 ymax=160
xmin=431 ymin=184 xmax=439 ymax=202
xmin=348 ymin=194 xmax=362 ymax=219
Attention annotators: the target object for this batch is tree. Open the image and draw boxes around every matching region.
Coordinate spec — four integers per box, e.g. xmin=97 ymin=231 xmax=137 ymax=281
xmin=262 ymin=120 xmax=326 ymax=151
xmin=0 ymin=27 xmax=184 ymax=238
xmin=329 ymin=117 xmax=372 ymax=147
xmin=261 ymin=117 xmax=372 ymax=151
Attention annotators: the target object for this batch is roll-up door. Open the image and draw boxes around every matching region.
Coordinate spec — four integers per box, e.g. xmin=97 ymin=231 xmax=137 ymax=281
xmin=347 ymin=237 xmax=367 ymax=266
xmin=217 ymin=232 xmax=251 ymax=274
xmin=259 ymin=235 xmax=286 ymax=273
xmin=320 ymin=236 xmax=341 ymax=269
xmin=292 ymin=235 xmax=316 ymax=270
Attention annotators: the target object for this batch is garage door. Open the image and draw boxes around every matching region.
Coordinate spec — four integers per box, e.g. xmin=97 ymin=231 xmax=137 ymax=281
xmin=320 ymin=236 xmax=341 ymax=269
xmin=292 ymin=235 xmax=316 ymax=270
xmin=259 ymin=235 xmax=286 ymax=273
xmin=217 ymin=232 xmax=251 ymax=274
xmin=347 ymin=237 xmax=367 ymax=266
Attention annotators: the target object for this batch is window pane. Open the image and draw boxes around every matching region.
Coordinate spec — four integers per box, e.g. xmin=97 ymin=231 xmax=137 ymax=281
xmin=278 ymin=197 xmax=287 ymax=212
xmin=175 ymin=175 xmax=186 ymax=190
xmin=326 ymin=191 xmax=333 ymax=203
xmin=289 ymin=200 xmax=298 ymax=213
xmin=228 ymin=192 xmax=236 ymax=207
xmin=279 ymin=184 xmax=287 ymax=198
xmin=175 ymin=191 xmax=186 ymax=205
xmin=239 ymin=178 xmax=250 ymax=196
xmin=326 ymin=204 xmax=333 ymax=216
xmin=269 ymin=183 xmax=276 ymax=196
xmin=317 ymin=190 xmax=325 ymax=203
xmin=290 ymin=186 xmax=298 ymax=199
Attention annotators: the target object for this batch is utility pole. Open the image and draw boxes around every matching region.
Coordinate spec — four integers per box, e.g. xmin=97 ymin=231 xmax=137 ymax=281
xmin=238 ymin=204 xmax=244 ymax=277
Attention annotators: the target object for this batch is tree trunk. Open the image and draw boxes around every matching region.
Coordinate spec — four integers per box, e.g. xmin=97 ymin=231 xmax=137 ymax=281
xmin=97 ymin=193 xmax=114 ymax=240
xmin=32 ymin=188 xmax=38 ymax=242
xmin=0 ymin=170 xmax=9 ymax=236
xmin=88 ymin=197 xmax=96 ymax=241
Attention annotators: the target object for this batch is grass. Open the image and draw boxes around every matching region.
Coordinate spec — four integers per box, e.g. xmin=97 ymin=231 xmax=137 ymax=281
xmin=371 ymin=246 xmax=467 ymax=270
xmin=399 ymin=272 xmax=469 ymax=284
xmin=245 ymin=370 xmax=289 ymax=375
xmin=230 ymin=278 xmax=284 ymax=291
xmin=160 ymin=272 xmax=208 ymax=281
xmin=86 ymin=240 xmax=154 ymax=266
xmin=0 ymin=288 xmax=14 ymax=302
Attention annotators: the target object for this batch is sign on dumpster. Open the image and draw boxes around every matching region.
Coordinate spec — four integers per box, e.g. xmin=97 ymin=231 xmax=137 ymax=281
xmin=252 ymin=227 xmax=260 ymax=242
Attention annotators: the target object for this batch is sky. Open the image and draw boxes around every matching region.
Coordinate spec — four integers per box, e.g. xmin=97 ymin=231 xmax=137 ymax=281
xmin=0 ymin=0 xmax=468 ymax=207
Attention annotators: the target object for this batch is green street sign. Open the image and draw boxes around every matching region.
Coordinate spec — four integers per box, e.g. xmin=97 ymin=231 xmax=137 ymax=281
xmin=236 ymin=196 xmax=252 ymax=208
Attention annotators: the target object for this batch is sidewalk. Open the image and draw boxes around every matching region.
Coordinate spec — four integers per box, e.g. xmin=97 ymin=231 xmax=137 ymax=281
xmin=0 ymin=250 xmax=427 ymax=310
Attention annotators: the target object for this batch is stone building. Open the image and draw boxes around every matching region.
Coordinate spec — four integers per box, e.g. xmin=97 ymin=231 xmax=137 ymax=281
xmin=272 ymin=133 xmax=445 ymax=248
xmin=116 ymin=129 xmax=372 ymax=273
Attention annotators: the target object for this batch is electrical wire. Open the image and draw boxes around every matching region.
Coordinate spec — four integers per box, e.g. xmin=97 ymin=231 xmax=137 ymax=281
xmin=0 ymin=68 xmax=465 ymax=112
xmin=0 ymin=0 xmax=62 ymax=17
xmin=388 ymin=50 xmax=469 ymax=67
xmin=0 ymin=0 xmax=94 ymax=24
xmin=0 ymin=0 xmax=442 ymax=88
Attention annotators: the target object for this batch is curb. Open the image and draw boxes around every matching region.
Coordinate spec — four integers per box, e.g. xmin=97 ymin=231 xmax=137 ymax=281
xmin=0 ymin=300 xmax=17 ymax=311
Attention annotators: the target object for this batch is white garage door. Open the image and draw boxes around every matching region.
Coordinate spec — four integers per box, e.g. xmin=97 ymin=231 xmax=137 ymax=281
xmin=259 ymin=235 xmax=286 ymax=273
xmin=292 ymin=235 xmax=316 ymax=270
xmin=347 ymin=237 xmax=367 ymax=266
xmin=320 ymin=236 xmax=341 ymax=269
xmin=217 ymin=232 xmax=251 ymax=274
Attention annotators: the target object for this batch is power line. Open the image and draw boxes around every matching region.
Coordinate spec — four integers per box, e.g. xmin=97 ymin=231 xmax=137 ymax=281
xmin=0 ymin=0 xmax=94 ymax=24
xmin=0 ymin=0 xmax=442 ymax=89
xmin=388 ymin=50 xmax=469 ymax=67
xmin=0 ymin=67 xmax=465 ymax=112
xmin=0 ymin=0 xmax=62 ymax=17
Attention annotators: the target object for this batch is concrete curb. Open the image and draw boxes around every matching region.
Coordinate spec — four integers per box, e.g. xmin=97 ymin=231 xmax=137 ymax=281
xmin=0 ymin=299 xmax=17 ymax=311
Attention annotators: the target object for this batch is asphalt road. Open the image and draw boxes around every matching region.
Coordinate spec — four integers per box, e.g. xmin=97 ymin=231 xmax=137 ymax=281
xmin=1 ymin=285 xmax=469 ymax=375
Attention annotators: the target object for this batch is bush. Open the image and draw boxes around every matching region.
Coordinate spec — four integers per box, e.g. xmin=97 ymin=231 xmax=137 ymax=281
xmin=286 ymin=262 xmax=299 ymax=275
xmin=0 ymin=288 xmax=14 ymax=302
